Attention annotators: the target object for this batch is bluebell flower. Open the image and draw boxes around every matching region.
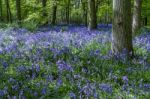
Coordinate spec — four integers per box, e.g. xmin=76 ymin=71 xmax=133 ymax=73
xmin=12 ymin=96 xmax=17 ymax=99
xmin=79 ymin=83 xmax=94 ymax=97
xmin=122 ymin=84 xmax=128 ymax=91
xmin=2 ymin=61 xmax=9 ymax=69
xmin=56 ymin=60 xmax=73 ymax=72
xmin=32 ymin=73 xmax=36 ymax=79
xmin=143 ymin=84 xmax=150 ymax=91
xmin=95 ymin=49 xmax=100 ymax=55
xmin=19 ymin=90 xmax=23 ymax=96
xmin=139 ymin=79 xmax=143 ymax=88
xmin=0 ymin=90 xmax=6 ymax=97
xmin=46 ymin=74 xmax=53 ymax=82
xmin=122 ymin=76 xmax=129 ymax=84
xmin=12 ymin=85 xmax=19 ymax=91
xmin=16 ymin=65 xmax=27 ymax=72
xmin=8 ymin=78 xmax=16 ymax=83
xmin=82 ymin=67 xmax=88 ymax=73
xmin=35 ymin=64 xmax=40 ymax=72
xmin=57 ymin=78 xmax=62 ymax=87
xmin=69 ymin=92 xmax=76 ymax=99
xmin=73 ymin=74 xmax=81 ymax=79
xmin=41 ymin=87 xmax=47 ymax=95
xmin=34 ymin=92 xmax=38 ymax=96
xmin=99 ymin=84 xmax=112 ymax=94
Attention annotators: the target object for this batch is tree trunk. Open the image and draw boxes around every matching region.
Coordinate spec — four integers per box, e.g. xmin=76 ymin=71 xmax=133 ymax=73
xmin=16 ymin=0 xmax=21 ymax=25
xmin=66 ymin=0 xmax=70 ymax=24
xmin=5 ymin=0 xmax=12 ymax=23
xmin=0 ymin=0 xmax=2 ymax=21
xmin=42 ymin=0 xmax=47 ymax=17
xmin=88 ymin=0 xmax=97 ymax=30
xmin=132 ymin=0 xmax=142 ymax=34
xmin=81 ymin=1 xmax=88 ymax=26
xmin=106 ymin=0 xmax=110 ymax=26
xmin=144 ymin=17 xmax=147 ymax=26
xmin=112 ymin=0 xmax=133 ymax=56
xmin=51 ymin=4 xmax=57 ymax=25
xmin=95 ymin=0 xmax=100 ymax=26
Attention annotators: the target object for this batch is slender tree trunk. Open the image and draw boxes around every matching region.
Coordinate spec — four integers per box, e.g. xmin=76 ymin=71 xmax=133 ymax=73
xmin=95 ymin=0 xmax=100 ymax=26
xmin=51 ymin=4 xmax=57 ymax=25
xmin=0 ymin=0 xmax=2 ymax=21
xmin=42 ymin=0 xmax=47 ymax=17
xmin=144 ymin=17 xmax=147 ymax=26
xmin=106 ymin=0 xmax=110 ymax=26
xmin=5 ymin=0 xmax=12 ymax=23
xmin=112 ymin=0 xmax=133 ymax=56
xmin=66 ymin=0 xmax=70 ymax=24
xmin=88 ymin=0 xmax=97 ymax=30
xmin=81 ymin=1 xmax=88 ymax=26
xmin=132 ymin=0 xmax=142 ymax=34
xmin=61 ymin=10 xmax=64 ymax=23
xmin=16 ymin=0 xmax=21 ymax=25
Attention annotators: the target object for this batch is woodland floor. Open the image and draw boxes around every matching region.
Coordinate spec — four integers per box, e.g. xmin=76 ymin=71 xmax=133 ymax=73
xmin=0 ymin=24 xmax=150 ymax=99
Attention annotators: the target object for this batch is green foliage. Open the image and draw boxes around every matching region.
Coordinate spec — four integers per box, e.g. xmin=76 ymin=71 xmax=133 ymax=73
xmin=0 ymin=0 xmax=149 ymax=30
xmin=0 ymin=40 xmax=150 ymax=98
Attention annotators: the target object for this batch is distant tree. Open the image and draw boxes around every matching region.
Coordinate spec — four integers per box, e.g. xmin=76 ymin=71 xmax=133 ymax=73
xmin=132 ymin=0 xmax=143 ymax=34
xmin=88 ymin=0 xmax=97 ymax=30
xmin=112 ymin=0 xmax=133 ymax=56
xmin=142 ymin=0 xmax=149 ymax=26
xmin=42 ymin=0 xmax=47 ymax=17
xmin=16 ymin=0 xmax=22 ymax=25
xmin=51 ymin=0 xmax=57 ymax=25
xmin=95 ymin=0 xmax=101 ymax=26
xmin=5 ymin=0 xmax=12 ymax=23
xmin=0 ymin=0 xmax=2 ymax=21
xmin=81 ymin=0 xmax=88 ymax=26
xmin=144 ymin=17 xmax=148 ymax=26
xmin=66 ymin=0 xmax=70 ymax=24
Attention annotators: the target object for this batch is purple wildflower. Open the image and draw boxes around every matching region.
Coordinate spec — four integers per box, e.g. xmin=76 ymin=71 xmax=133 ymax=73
xmin=69 ymin=92 xmax=76 ymax=99
xmin=34 ymin=92 xmax=38 ymax=96
xmin=41 ymin=87 xmax=47 ymax=95
xmin=46 ymin=74 xmax=53 ymax=82
xmin=56 ymin=60 xmax=73 ymax=72
xmin=35 ymin=64 xmax=40 ymax=72
xmin=2 ymin=61 xmax=9 ymax=69
xmin=99 ymin=84 xmax=112 ymax=94
xmin=56 ymin=78 xmax=63 ymax=87
xmin=122 ymin=76 xmax=129 ymax=84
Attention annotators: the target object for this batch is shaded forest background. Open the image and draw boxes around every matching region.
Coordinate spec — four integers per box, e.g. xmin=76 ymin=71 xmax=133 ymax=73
xmin=0 ymin=0 xmax=149 ymax=30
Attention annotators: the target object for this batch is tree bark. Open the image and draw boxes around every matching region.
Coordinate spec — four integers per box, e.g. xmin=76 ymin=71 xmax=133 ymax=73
xmin=88 ymin=0 xmax=97 ymax=30
xmin=66 ymin=0 xmax=70 ymax=24
xmin=95 ymin=0 xmax=101 ymax=26
xmin=81 ymin=1 xmax=88 ymax=26
xmin=51 ymin=4 xmax=57 ymax=25
xmin=132 ymin=0 xmax=142 ymax=34
xmin=0 ymin=0 xmax=2 ymax=21
xmin=112 ymin=0 xmax=133 ymax=56
xmin=42 ymin=0 xmax=47 ymax=17
xmin=144 ymin=17 xmax=147 ymax=26
xmin=16 ymin=0 xmax=21 ymax=25
xmin=5 ymin=0 xmax=12 ymax=23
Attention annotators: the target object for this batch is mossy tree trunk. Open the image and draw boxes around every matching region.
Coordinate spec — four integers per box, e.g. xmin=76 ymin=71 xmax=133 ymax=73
xmin=16 ymin=0 xmax=21 ymax=25
xmin=5 ymin=0 xmax=12 ymax=23
xmin=42 ymin=0 xmax=47 ymax=17
xmin=112 ymin=0 xmax=133 ymax=56
xmin=66 ymin=0 xmax=70 ymax=24
xmin=0 ymin=0 xmax=2 ymax=21
xmin=81 ymin=0 xmax=88 ymax=26
xmin=88 ymin=0 xmax=97 ymax=30
xmin=132 ymin=0 xmax=142 ymax=34
xmin=51 ymin=1 xmax=57 ymax=25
